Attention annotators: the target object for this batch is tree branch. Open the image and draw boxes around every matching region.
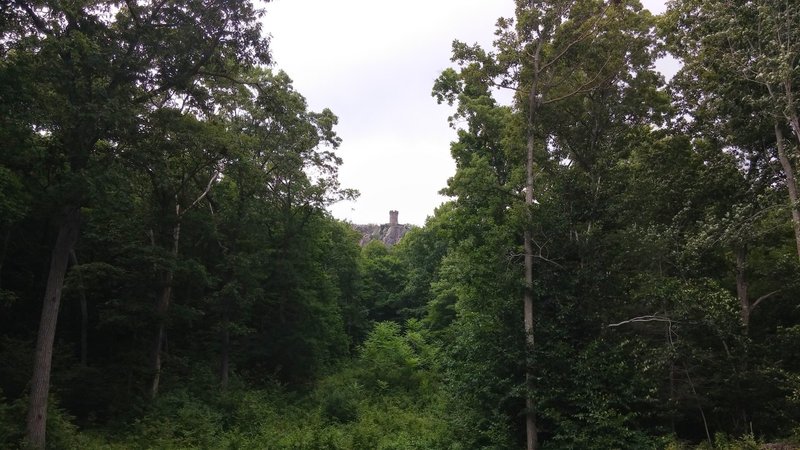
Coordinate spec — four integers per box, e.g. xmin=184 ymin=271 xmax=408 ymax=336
xmin=750 ymin=289 xmax=780 ymax=311
xmin=13 ymin=0 xmax=52 ymax=35
xmin=609 ymin=315 xmax=673 ymax=327
xmin=182 ymin=169 xmax=221 ymax=217
xmin=124 ymin=0 xmax=142 ymax=28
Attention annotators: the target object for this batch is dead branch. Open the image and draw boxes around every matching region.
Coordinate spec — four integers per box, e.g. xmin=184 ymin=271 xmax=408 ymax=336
xmin=608 ymin=315 xmax=673 ymax=327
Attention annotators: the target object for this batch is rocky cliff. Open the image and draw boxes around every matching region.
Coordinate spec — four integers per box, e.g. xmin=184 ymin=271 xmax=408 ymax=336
xmin=353 ymin=210 xmax=412 ymax=246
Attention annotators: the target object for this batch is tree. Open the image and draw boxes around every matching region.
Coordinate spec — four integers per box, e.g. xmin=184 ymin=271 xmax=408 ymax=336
xmin=1 ymin=1 xmax=268 ymax=446
xmin=436 ymin=1 xmax=660 ymax=447
xmin=204 ymin=69 xmax=355 ymax=387
xmin=126 ymin=110 xmax=229 ymax=398
xmin=665 ymin=0 xmax=800 ymax=261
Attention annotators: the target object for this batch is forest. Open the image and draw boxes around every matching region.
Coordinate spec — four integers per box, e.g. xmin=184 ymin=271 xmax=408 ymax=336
xmin=1 ymin=0 xmax=800 ymax=449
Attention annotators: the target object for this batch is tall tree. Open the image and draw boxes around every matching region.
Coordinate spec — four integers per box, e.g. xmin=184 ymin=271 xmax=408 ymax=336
xmin=437 ymin=1 xmax=659 ymax=447
xmin=665 ymin=0 xmax=800 ymax=261
xmin=204 ymin=68 xmax=355 ymax=387
xmin=1 ymin=1 xmax=268 ymax=446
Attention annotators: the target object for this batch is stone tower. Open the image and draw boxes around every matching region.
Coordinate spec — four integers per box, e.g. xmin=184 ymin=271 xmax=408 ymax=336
xmin=352 ymin=210 xmax=410 ymax=246
xmin=384 ymin=210 xmax=404 ymax=245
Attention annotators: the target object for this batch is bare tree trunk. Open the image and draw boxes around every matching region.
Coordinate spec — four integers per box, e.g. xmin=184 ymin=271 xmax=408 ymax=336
xmin=26 ymin=207 xmax=81 ymax=450
xmin=148 ymin=174 xmax=216 ymax=398
xmin=774 ymin=122 xmax=800 ymax=262
xmin=150 ymin=220 xmax=180 ymax=399
xmin=735 ymin=246 xmax=750 ymax=331
xmin=150 ymin=284 xmax=171 ymax=399
xmin=524 ymin=134 xmax=538 ymax=450
xmin=683 ymin=362 xmax=712 ymax=445
xmin=516 ymin=4 xmax=611 ymax=447
xmin=784 ymin=81 xmax=800 ymax=148
xmin=523 ymin=60 xmax=540 ymax=447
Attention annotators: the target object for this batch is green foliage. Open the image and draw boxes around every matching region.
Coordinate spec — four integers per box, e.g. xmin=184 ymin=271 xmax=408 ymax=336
xmin=130 ymin=390 xmax=226 ymax=449
xmin=1 ymin=0 xmax=800 ymax=448
xmin=360 ymin=241 xmax=408 ymax=323
xmin=41 ymin=401 xmax=83 ymax=450
xmin=356 ymin=321 xmax=426 ymax=393
xmin=707 ymin=433 xmax=760 ymax=450
xmin=0 ymin=390 xmax=21 ymax=449
xmin=0 ymin=395 xmax=89 ymax=450
xmin=319 ymin=385 xmax=360 ymax=424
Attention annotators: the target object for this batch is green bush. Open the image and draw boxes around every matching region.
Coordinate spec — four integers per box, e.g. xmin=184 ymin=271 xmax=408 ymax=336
xmin=665 ymin=433 xmax=763 ymax=450
xmin=0 ymin=393 xmax=86 ymax=450
xmin=129 ymin=389 xmax=225 ymax=449
xmin=356 ymin=320 xmax=437 ymax=396
xmin=320 ymin=386 xmax=359 ymax=424
xmin=0 ymin=391 xmax=22 ymax=448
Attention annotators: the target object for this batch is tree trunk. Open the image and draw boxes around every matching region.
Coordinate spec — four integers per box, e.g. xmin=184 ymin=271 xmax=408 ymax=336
xmin=150 ymin=220 xmax=180 ymax=399
xmin=683 ymin=362 xmax=712 ymax=445
xmin=26 ymin=207 xmax=81 ymax=450
xmin=784 ymin=81 xmax=800 ymax=148
xmin=524 ymin=136 xmax=538 ymax=450
xmin=735 ymin=246 xmax=750 ymax=331
xmin=773 ymin=122 xmax=800 ymax=262
xmin=524 ymin=70 xmax=539 ymax=448
xmin=521 ymin=27 xmax=544 ymax=447
xmin=150 ymin=286 xmax=171 ymax=400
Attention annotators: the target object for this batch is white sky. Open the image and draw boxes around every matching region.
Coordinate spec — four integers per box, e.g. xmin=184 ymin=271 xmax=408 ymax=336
xmin=262 ymin=1 xmax=673 ymax=226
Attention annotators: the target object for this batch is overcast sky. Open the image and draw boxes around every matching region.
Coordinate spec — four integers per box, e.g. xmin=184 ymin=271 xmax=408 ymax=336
xmin=262 ymin=1 xmax=673 ymax=226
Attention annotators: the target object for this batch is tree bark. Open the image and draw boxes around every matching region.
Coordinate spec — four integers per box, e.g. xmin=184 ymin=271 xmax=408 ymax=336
xmin=735 ymin=246 xmax=750 ymax=330
xmin=150 ymin=282 xmax=172 ymax=399
xmin=524 ymin=134 xmax=538 ymax=450
xmin=523 ymin=42 xmax=541 ymax=446
xmin=150 ymin=220 xmax=180 ymax=399
xmin=783 ymin=80 xmax=800 ymax=149
xmin=26 ymin=207 xmax=81 ymax=450
xmin=773 ymin=122 xmax=800 ymax=262
xmin=149 ymin=174 xmax=215 ymax=398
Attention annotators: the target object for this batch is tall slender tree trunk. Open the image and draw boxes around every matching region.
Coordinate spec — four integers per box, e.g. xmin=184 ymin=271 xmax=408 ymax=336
xmin=773 ymin=122 xmax=800 ymax=261
xmin=149 ymin=175 xmax=216 ymax=398
xmin=26 ymin=207 xmax=81 ymax=449
xmin=784 ymin=81 xmax=800 ymax=147
xmin=523 ymin=271 xmax=537 ymax=448
xmin=733 ymin=246 xmax=753 ymax=432
xmin=523 ymin=59 xmax=540 ymax=450
xmin=735 ymin=246 xmax=750 ymax=331
xmin=150 ymin=219 xmax=180 ymax=399
xmin=150 ymin=282 xmax=172 ymax=399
